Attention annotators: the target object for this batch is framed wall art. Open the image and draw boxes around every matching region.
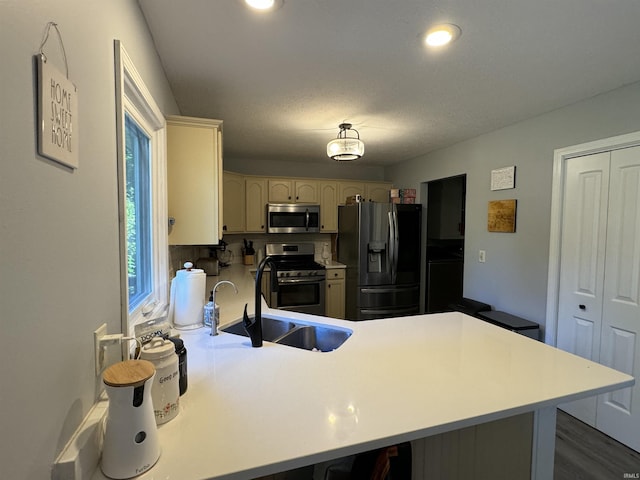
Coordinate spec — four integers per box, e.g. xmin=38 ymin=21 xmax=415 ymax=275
xmin=488 ymin=199 xmax=517 ymax=232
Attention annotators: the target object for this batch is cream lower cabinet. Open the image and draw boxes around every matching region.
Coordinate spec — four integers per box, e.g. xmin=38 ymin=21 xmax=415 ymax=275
xmin=325 ymin=268 xmax=345 ymax=319
xmin=223 ymin=171 xmax=245 ymax=233
xmin=167 ymin=115 xmax=223 ymax=245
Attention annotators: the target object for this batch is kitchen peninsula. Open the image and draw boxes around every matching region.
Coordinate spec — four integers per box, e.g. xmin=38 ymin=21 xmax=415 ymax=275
xmin=90 ymin=265 xmax=633 ymax=480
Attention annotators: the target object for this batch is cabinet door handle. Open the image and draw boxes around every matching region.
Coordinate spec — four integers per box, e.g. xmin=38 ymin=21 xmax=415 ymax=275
xmin=579 ymin=304 xmax=586 ymax=310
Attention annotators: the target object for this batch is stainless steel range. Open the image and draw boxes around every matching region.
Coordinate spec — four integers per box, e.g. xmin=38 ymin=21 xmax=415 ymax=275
xmin=265 ymin=243 xmax=326 ymax=316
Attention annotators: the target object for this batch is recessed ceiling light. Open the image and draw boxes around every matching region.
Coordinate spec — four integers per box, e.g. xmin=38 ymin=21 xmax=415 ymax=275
xmin=244 ymin=0 xmax=283 ymax=11
xmin=424 ymin=24 xmax=461 ymax=47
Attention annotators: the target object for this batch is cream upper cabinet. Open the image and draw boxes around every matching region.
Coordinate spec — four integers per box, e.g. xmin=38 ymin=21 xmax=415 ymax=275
xmin=245 ymin=177 xmax=268 ymax=232
xmin=166 ymin=115 xmax=223 ymax=245
xmin=337 ymin=181 xmax=392 ymax=204
xmin=365 ymin=182 xmax=392 ymax=203
xmin=325 ymin=268 xmax=345 ymax=319
xmin=220 ymin=174 xmax=393 ymax=234
xmin=295 ymin=179 xmax=319 ymax=203
xmin=337 ymin=181 xmax=365 ymax=205
xmin=268 ymin=179 xmax=293 ymax=202
xmin=268 ymin=179 xmax=318 ymax=203
xmin=223 ymin=171 xmax=245 ymax=233
xmin=319 ymin=181 xmax=338 ymax=232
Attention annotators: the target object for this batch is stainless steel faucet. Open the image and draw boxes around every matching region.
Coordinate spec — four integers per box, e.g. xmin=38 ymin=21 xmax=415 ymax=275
xmin=210 ymin=280 xmax=238 ymax=336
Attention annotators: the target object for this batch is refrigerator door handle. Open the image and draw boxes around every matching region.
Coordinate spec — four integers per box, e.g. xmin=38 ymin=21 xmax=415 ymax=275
xmin=389 ymin=207 xmax=399 ymax=283
xmin=388 ymin=211 xmax=396 ymax=281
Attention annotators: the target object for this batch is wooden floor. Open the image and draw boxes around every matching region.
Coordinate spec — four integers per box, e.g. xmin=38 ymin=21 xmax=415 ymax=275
xmin=554 ymin=410 xmax=640 ymax=479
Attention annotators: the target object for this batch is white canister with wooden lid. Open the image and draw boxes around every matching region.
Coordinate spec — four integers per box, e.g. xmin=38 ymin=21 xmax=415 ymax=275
xmin=140 ymin=337 xmax=180 ymax=424
xmin=101 ymin=359 xmax=160 ymax=479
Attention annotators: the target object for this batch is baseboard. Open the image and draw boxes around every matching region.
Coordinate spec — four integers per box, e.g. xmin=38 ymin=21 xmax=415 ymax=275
xmin=51 ymin=395 xmax=108 ymax=480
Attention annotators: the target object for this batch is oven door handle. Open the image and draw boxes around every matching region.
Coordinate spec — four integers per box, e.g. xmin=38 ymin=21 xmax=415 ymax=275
xmin=278 ymin=277 xmax=326 ymax=285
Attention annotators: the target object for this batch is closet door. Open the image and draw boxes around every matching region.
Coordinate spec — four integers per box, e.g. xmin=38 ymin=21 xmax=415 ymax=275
xmin=596 ymin=145 xmax=640 ymax=451
xmin=556 ymin=152 xmax=610 ymax=425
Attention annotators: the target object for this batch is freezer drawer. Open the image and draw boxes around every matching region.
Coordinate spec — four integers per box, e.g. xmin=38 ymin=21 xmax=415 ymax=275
xmin=359 ymin=284 xmax=420 ymax=308
xmin=358 ymin=304 xmax=420 ymax=320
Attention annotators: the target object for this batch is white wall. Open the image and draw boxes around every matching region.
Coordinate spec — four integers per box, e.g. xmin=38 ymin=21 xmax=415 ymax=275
xmin=386 ymin=81 xmax=640 ymax=337
xmin=0 ymin=2 xmax=177 ymax=478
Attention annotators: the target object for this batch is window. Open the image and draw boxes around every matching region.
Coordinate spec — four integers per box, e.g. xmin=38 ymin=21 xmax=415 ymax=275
xmin=125 ymin=114 xmax=152 ymax=311
xmin=115 ymin=41 xmax=168 ymax=333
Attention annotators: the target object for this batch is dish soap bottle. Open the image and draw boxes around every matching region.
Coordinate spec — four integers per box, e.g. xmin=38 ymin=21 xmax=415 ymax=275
xmin=203 ymin=291 xmax=214 ymax=327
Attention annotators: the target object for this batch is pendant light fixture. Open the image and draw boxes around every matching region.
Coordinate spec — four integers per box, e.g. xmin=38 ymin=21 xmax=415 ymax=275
xmin=424 ymin=24 xmax=461 ymax=47
xmin=327 ymin=123 xmax=365 ymax=161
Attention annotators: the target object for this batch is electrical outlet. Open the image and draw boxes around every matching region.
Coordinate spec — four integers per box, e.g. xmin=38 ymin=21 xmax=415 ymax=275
xmin=94 ymin=323 xmax=107 ymax=376
xmin=479 ymin=250 xmax=486 ymax=263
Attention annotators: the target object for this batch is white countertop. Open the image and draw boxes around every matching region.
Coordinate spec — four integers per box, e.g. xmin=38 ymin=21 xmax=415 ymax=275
xmin=92 ymin=267 xmax=634 ymax=480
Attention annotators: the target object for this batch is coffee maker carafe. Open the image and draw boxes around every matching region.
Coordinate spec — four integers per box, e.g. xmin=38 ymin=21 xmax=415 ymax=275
xmin=101 ymin=360 xmax=160 ymax=479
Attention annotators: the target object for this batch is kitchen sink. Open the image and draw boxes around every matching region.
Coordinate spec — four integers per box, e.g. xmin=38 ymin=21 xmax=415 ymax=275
xmin=221 ymin=316 xmax=295 ymax=342
xmin=275 ymin=325 xmax=352 ymax=352
xmin=220 ymin=316 xmax=352 ymax=352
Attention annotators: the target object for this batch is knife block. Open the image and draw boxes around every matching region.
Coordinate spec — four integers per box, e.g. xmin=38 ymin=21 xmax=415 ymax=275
xmin=243 ymin=254 xmax=254 ymax=265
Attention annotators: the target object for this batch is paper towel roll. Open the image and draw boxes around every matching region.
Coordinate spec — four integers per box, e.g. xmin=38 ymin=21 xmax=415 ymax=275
xmin=170 ymin=267 xmax=206 ymax=330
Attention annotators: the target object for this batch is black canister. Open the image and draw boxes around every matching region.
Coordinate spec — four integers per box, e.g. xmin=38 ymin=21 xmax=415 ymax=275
xmin=167 ymin=336 xmax=188 ymax=395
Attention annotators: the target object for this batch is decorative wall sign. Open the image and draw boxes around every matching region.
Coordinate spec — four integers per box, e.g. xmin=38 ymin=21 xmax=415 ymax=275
xmin=490 ymin=166 xmax=516 ymax=191
xmin=36 ymin=22 xmax=79 ymax=169
xmin=488 ymin=199 xmax=517 ymax=232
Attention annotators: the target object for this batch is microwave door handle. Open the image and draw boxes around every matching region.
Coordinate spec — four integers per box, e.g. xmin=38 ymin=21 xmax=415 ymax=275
xmin=305 ymin=208 xmax=310 ymax=231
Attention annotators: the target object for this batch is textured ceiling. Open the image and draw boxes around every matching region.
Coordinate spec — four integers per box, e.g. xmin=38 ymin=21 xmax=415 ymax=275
xmin=138 ymin=0 xmax=640 ymax=166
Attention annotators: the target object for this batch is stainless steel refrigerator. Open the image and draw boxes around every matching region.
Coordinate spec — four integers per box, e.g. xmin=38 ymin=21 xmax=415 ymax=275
xmin=338 ymin=203 xmax=422 ymax=320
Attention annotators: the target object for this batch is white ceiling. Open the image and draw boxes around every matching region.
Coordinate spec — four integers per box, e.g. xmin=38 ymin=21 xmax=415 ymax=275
xmin=138 ymin=0 xmax=640 ymax=166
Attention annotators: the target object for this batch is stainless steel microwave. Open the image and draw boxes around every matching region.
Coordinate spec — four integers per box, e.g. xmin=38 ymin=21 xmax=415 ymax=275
xmin=267 ymin=203 xmax=320 ymax=234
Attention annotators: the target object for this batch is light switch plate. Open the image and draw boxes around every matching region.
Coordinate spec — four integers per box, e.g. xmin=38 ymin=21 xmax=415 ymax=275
xmin=479 ymin=250 xmax=486 ymax=263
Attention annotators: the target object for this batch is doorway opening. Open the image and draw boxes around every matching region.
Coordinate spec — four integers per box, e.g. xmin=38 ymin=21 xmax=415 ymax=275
xmin=424 ymin=174 xmax=466 ymax=313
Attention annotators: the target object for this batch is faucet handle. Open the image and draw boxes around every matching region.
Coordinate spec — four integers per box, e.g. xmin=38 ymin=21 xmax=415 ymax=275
xmin=242 ymin=303 xmax=252 ymax=328
xmin=242 ymin=303 xmax=262 ymax=348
